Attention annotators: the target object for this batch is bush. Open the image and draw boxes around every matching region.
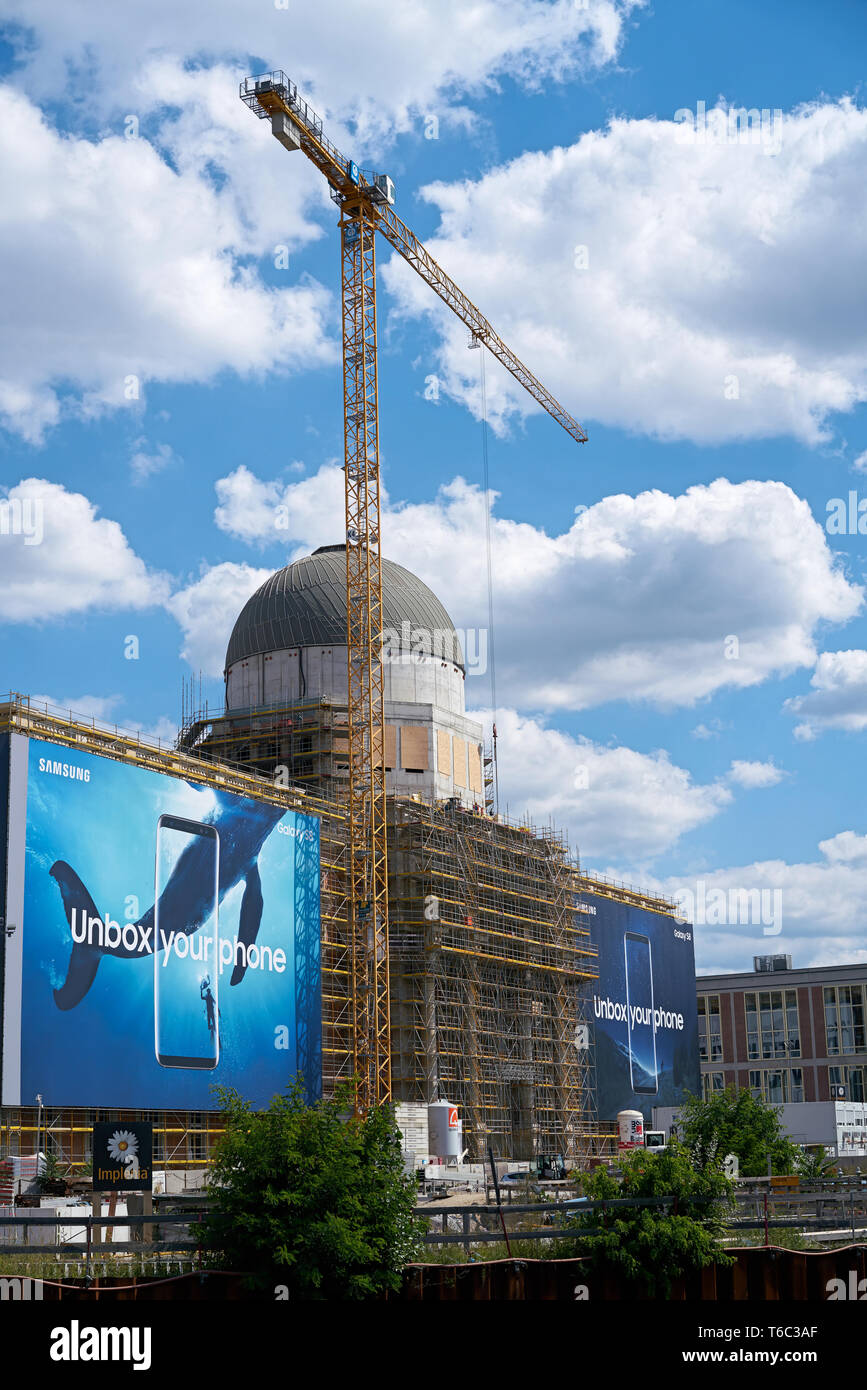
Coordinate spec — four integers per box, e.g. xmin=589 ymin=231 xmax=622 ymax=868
xmin=567 ymin=1143 xmax=734 ymax=1297
xmin=201 ymin=1079 xmax=423 ymax=1299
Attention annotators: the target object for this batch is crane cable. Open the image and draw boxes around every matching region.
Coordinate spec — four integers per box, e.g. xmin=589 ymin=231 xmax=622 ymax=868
xmin=478 ymin=346 xmax=500 ymax=816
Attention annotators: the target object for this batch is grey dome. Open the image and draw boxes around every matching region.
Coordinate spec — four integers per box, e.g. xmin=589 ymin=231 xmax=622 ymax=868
xmin=225 ymin=545 xmax=464 ymax=671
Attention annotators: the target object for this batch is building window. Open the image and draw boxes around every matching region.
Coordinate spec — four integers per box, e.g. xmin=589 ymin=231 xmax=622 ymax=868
xmin=702 ymin=1071 xmax=725 ymax=1099
xmin=698 ymin=995 xmax=723 ymax=1062
xmin=824 ymin=985 xmax=866 ymax=1056
xmin=748 ymin=1068 xmax=800 ymax=1104
xmin=745 ymin=989 xmax=800 ymax=1060
xmin=829 ymin=1065 xmax=866 ymax=1101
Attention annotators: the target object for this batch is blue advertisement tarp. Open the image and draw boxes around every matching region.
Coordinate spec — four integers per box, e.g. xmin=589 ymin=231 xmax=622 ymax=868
xmin=579 ymin=890 xmax=700 ymax=1123
xmin=3 ymin=735 xmax=321 ymax=1109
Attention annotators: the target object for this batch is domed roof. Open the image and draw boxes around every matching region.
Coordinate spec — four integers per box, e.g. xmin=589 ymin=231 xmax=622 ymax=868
xmin=225 ymin=545 xmax=464 ymax=671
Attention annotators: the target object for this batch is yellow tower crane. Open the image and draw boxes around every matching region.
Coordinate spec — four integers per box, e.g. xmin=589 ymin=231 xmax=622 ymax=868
xmin=240 ymin=72 xmax=587 ymax=1112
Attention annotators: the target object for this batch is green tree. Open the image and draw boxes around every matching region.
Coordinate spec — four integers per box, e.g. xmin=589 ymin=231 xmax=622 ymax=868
xmin=795 ymin=1145 xmax=836 ymax=1183
xmin=677 ymin=1086 xmax=800 ymax=1177
xmin=201 ymin=1079 xmax=423 ymax=1299
xmin=569 ymin=1143 xmax=734 ymax=1297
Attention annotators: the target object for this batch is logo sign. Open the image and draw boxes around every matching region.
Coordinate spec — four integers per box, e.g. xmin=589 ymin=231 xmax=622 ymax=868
xmin=448 ymin=1106 xmax=459 ymax=1130
xmin=92 ymin=1122 xmax=153 ymax=1191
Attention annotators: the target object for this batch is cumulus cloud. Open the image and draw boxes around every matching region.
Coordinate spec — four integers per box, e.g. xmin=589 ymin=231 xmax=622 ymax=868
xmin=639 ymin=835 xmax=867 ymax=972
xmin=0 ymin=85 xmax=336 ymax=441
xmin=785 ymin=649 xmax=867 ymax=737
xmin=1 ymin=1 xmax=638 ymax=139
xmin=214 ymin=463 xmax=343 ymax=548
xmin=469 ymin=706 xmax=731 ymax=859
xmin=213 ymin=465 xmax=862 ymax=711
xmin=727 ymin=760 xmax=785 ymax=788
xmin=0 ymin=478 xmax=169 ymax=621
xmin=382 ymin=98 xmax=867 ymax=445
xmin=818 ymin=830 xmax=867 ymax=864
xmin=166 ymin=562 xmax=274 ymax=676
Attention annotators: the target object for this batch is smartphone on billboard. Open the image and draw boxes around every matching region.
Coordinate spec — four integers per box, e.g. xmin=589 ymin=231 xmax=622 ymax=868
xmin=154 ymin=815 xmax=220 ymax=1070
xmin=624 ymin=931 xmax=658 ymax=1095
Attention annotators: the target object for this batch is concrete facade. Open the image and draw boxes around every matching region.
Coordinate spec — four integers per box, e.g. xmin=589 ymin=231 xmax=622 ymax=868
xmin=226 ymin=644 xmax=485 ymax=808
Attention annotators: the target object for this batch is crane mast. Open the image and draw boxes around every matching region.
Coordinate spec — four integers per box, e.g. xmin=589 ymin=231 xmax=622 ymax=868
xmin=241 ymin=72 xmax=586 ymax=1111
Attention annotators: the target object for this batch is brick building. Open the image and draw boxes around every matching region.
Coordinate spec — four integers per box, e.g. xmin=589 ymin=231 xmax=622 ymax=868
xmin=697 ymin=956 xmax=867 ymax=1106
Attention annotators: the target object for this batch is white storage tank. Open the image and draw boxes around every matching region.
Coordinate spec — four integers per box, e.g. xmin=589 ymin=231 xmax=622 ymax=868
xmin=617 ymin=1109 xmax=644 ymax=1151
xmin=428 ymin=1102 xmax=462 ymax=1159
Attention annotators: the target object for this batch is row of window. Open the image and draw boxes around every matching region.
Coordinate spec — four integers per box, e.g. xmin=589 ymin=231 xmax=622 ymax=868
xmin=698 ymin=984 xmax=867 ymax=1063
xmin=702 ymin=1069 xmax=805 ymax=1104
xmin=702 ymin=1065 xmax=867 ymax=1103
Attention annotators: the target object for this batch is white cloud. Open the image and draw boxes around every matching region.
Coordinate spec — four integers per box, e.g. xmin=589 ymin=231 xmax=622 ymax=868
xmin=818 ymin=830 xmax=867 ymax=864
xmin=214 ymin=463 xmax=344 ymax=548
xmin=641 ymin=836 xmax=867 ymax=972
xmin=691 ymin=720 xmax=727 ymax=740
xmin=132 ymin=715 xmax=180 ymax=746
xmin=130 ymin=439 xmax=181 ymax=484
xmin=29 ymin=692 xmax=177 ymax=746
xmin=727 ymin=759 xmax=785 ymax=789
xmin=1 ymin=2 xmax=638 ymax=141
xmin=381 ymin=98 xmax=867 ymax=445
xmin=166 ymin=562 xmax=275 ymax=676
xmin=471 ymin=707 xmax=731 ymax=859
xmin=213 ymin=465 xmax=862 ymax=711
xmin=0 ymin=85 xmax=336 ymax=441
xmin=853 ymin=450 xmax=867 ymax=473
xmin=0 ymin=478 xmax=168 ymax=621
xmin=29 ymin=693 xmax=124 ymax=723
xmin=785 ymin=649 xmax=867 ymax=736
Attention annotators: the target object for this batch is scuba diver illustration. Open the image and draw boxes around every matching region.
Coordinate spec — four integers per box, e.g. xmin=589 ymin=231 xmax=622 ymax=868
xmin=200 ymin=976 xmax=219 ymax=1038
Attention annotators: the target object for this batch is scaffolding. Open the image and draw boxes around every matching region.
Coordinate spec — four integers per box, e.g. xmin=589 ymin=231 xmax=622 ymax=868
xmin=0 ymin=693 xmax=356 ymax=1153
xmin=0 ymin=693 xmax=680 ymax=1166
xmin=387 ymin=799 xmax=601 ymax=1161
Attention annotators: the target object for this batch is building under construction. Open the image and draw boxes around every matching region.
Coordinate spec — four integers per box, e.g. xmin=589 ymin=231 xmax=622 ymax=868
xmin=0 ymin=545 xmax=679 ymax=1170
xmin=175 ymin=544 xmax=678 ymax=1161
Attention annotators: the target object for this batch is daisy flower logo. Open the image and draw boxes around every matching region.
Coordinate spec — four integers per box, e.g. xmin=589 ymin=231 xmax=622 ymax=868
xmin=107 ymin=1130 xmax=139 ymax=1168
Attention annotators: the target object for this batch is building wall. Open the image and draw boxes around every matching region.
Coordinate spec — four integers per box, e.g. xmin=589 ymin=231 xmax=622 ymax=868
xmin=653 ymin=1099 xmax=867 ymax=1156
xmin=224 ymin=646 xmax=485 ymax=808
xmin=227 ymin=645 xmax=466 ymax=716
xmin=696 ymin=962 xmax=867 ymax=1108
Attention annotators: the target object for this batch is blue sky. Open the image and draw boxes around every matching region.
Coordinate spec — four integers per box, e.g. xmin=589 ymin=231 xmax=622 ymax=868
xmin=1 ymin=0 xmax=866 ymax=970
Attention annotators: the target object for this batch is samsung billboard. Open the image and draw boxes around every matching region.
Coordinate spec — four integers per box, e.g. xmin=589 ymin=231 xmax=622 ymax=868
xmin=579 ymin=890 xmax=700 ymax=1123
xmin=0 ymin=734 xmax=321 ymax=1109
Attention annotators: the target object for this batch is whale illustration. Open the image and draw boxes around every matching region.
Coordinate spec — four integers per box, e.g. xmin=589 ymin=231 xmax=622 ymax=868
xmin=50 ymin=792 xmax=294 ymax=1010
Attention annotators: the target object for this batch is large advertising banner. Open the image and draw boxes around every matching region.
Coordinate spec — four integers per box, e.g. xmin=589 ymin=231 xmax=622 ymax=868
xmin=579 ymin=890 xmax=700 ymax=1123
xmin=1 ymin=734 xmax=321 ymax=1109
